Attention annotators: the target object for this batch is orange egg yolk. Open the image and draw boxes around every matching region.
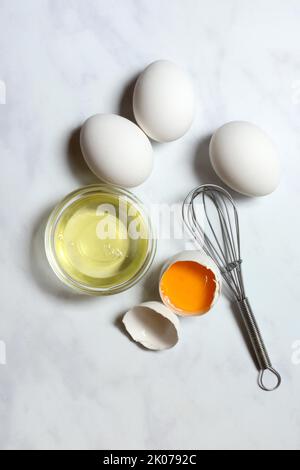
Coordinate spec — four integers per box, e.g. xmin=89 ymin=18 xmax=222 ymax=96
xmin=160 ymin=261 xmax=217 ymax=315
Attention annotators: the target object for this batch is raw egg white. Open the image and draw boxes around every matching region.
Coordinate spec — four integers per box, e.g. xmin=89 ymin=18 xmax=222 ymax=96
xmin=80 ymin=114 xmax=153 ymax=188
xmin=209 ymin=121 xmax=281 ymax=197
xmin=133 ymin=60 xmax=195 ymax=142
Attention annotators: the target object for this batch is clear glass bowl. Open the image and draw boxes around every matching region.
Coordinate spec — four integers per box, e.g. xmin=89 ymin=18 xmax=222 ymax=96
xmin=45 ymin=185 xmax=156 ymax=295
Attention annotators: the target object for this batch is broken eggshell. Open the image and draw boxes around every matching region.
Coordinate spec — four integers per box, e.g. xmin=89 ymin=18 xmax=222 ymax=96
xmin=122 ymin=301 xmax=180 ymax=350
xmin=159 ymin=250 xmax=222 ymax=317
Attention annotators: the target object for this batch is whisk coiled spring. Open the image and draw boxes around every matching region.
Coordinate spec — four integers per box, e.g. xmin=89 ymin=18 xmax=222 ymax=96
xmin=183 ymin=184 xmax=281 ymax=392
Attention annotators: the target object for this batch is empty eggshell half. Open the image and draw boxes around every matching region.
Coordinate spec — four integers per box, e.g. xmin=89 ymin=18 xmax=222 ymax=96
xmin=159 ymin=250 xmax=222 ymax=317
xmin=122 ymin=301 xmax=180 ymax=350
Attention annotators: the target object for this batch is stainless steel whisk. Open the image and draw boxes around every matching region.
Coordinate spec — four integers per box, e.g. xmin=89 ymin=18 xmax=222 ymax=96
xmin=182 ymin=184 xmax=281 ymax=391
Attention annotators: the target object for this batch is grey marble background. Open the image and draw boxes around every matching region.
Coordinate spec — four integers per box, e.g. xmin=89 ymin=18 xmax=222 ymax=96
xmin=0 ymin=0 xmax=299 ymax=450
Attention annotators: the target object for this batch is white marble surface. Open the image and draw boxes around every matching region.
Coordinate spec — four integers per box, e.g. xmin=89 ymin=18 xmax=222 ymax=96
xmin=0 ymin=0 xmax=300 ymax=450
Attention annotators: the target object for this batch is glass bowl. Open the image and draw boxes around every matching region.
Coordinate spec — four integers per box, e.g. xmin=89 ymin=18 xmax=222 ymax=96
xmin=45 ymin=185 xmax=156 ymax=295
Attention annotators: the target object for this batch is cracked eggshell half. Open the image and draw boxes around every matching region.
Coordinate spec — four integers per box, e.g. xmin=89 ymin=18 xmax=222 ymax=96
xmin=122 ymin=301 xmax=180 ymax=350
xmin=159 ymin=250 xmax=222 ymax=317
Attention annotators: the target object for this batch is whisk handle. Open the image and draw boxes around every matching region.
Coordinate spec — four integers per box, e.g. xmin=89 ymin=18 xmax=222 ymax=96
xmin=236 ymin=298 xmax=281 ymax=392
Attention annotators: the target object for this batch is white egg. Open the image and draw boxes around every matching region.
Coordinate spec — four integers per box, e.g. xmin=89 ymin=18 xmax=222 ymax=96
xmin=133 ymin=60 xmax=195 ymax=142
xmin=123 ymin=301 xmax=180 ymax=351
xmin=209 ymin=121 xmax=281 ymax=197
xmin=80 ymin=114 xmax=153 ymax=188
xmin=159 ymin=251 xmax=221 ymax=317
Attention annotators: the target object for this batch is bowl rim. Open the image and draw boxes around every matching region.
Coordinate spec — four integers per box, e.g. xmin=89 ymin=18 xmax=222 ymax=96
xmin=45 ymin=184 xmax=157 ymax=295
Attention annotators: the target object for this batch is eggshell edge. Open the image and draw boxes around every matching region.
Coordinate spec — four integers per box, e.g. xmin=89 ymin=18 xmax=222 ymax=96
xmin=159 ymin=250 xmax=222 ymax=316
xmin=122 ymin=301 xmax=180 ymax=351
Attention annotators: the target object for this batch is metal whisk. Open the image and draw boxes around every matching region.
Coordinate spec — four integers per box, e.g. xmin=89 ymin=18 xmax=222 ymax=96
xmin=182 ymin=184 xmax=281 ymax=392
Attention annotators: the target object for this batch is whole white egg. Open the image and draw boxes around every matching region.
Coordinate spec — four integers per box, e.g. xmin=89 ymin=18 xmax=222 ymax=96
xmin=209 ymin=121 xmax=281 ymax=197
xmin=133 ymin=60 xmax=195 ymax=142
xmin=80 ymin=114 xmax=153 ymax=188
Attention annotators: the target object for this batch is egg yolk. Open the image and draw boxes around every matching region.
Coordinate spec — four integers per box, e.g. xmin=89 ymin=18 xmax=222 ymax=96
xmin=160 ymin=261 xmax=216 ymax=315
